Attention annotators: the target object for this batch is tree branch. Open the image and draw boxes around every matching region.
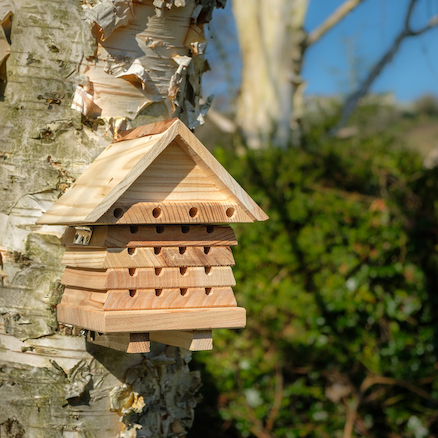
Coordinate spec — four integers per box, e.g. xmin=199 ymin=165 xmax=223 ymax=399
xmin=337 ymin=0 xmax=438 ymax=129
xmin=264 ymin=365 xmax=284 ymax=434
xmin=307 ymin=0 xmax=367 ymax=46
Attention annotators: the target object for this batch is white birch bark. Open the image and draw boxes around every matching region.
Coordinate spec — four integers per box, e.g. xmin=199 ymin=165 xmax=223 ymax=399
xmin=0 ymin=0 xmax=222 ymax=436
xmin=232 ymin=0 xmax=309 ymax=149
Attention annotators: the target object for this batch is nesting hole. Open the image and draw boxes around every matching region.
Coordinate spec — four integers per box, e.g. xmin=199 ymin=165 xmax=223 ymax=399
xmin=179 ymin=247 xmax=187 ymax=255
xmin=181 ymin=225 xmax=190 ymax=234
xmin=129 ymin=290 xmax=137 ymax=297
xmin=155 ymin=289 xmax=162 ymax=297
xmin=204 ymin=266 xmax=212 ymax=275
xmin=130 ymin=225 xmax=138 ymax=234
xmin=129 ymin=268 xmax=136 ymax=276
xmin=153 ymin=207 xmax=162 ymax=218
xmin=128 ymin=248 xmax=136 ymax=256
xmin=205 ymin=288 xmax=212 ymax=296
xmin=156 ymin=225 xmax=164 ymax=234
xmin=206 ymin=225 xmax=214 ymax=234
xmin=154 ymin=247 xmax=162 ymax=255
xmin=226 ymin=207 xmax=235 ymax=218
xmin=113 ymin=208 xmax=124 ymax=219
xmin=180 ymin=288 xmax=188 ymax=296
xmin=189 ymin=207 xmax=198 ymax=218
xmin=155 ymin=268 xmax=163 ymax=276
xmin=204 ymin=246 xmax=211 ymax=255
xmin=180 ymin=267 xmax=188 ymax=276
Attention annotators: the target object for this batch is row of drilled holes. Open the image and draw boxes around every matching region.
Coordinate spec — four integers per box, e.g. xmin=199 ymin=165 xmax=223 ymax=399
xmin=129 ymin=225 xmax=215 ymax=234
xmin=127 ymin=246 xmax=212 ymax=256
xmin=129 ymin=288 xmax=212 ymax=297
xmin=128 ymin=266 xmax=213 ymax=276
xmin=114 ymin=206 xmax=235 ymax=220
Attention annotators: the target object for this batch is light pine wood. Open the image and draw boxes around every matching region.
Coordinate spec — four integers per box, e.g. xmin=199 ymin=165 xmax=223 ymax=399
xmin=36 ymin=119 xmax=268 ymax=225
xmin=62 ymin=225 xmax=238 ymax=248
xmin=86 ymin=332 xmax=151 ymax=353
xmin=62 ymin=246 xmax=235 ymax=269
xmin=103 ymin=287 xmax=237 ymax=310
xmin=149 ymin=330 xmax=213 ymax=351
xmin=61 ymin=266 xmax=236 ymax=290
xmin=97 ymin=201 xmax=253 ymax=225
xmin=57 ymin=305 xmax=247 ymax=332
xmin=61 ymin=286 xmax=237 ymax=311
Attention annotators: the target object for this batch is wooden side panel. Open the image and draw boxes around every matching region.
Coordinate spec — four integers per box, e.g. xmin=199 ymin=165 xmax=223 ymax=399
xmin=103 ymin=287 xmax=237 ymax=310
xmin=86 ymin=332 xmax=151 ymax=353
xmin=57 ymin=305 xmax=246 ymax=332
xmin=104 ymin=246 xmax=235 ymax=268
xmin=106 ymin=266 xmax=236 ymax=289
xmin=62 ymin=248 xmax=108 ymax=268
xmin=61 ymin=288 xmax=106 ymax=311
xmin=149 ymin=330 xmax=212 ymax=351
xmin=61 ymin=268 xmax=108 ymax=290
xmin=104 ymin=225 xmax=238 ymax=247
xmin=97 ymin=201 xmax=253 ymax=225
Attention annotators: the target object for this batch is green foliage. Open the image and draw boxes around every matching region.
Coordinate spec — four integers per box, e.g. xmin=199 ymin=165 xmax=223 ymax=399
xmin=190 ymin=117 xmax=438 ymax=437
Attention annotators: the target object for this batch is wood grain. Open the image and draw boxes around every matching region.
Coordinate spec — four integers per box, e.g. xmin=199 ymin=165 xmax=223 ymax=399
xmin=97 ymin=201 xmax=252 ymax=225
xmin=57 ymin=304 xmax=247 ymax=332
xmin=149 ymin=330 xmax=212 ymax=351
xmin=87 ymin=332 xmax=151 ymax=353
xmin=61 ymin=288 xmax=106 ymax=311
xmin=61 ymin=266 xmax=236 ymax=289
xmin=62 ymin=246 xmax=235 ymax=269
xmin=103 ymin=287 xmax=237 ymax=310
xmin=116 ymin=118 xmax=178 ymax=142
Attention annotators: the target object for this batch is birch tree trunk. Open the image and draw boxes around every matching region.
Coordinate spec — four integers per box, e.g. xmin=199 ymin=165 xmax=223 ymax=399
xmin=0 ymin=0 xmax=223 ymax=436
xmin=232 ymin=0 xmax=309 ymax=149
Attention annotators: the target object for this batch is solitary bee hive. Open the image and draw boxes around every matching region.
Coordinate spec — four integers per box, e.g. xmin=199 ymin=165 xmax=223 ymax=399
xmin=37 ymin=118 xmax=268 ymax=353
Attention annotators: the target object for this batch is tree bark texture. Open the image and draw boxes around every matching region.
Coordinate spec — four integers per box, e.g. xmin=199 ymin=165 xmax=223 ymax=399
xmin=0 ymin=0 xmax=223 ymax=436
xmin=233 ymin=0 xmax=308 ymax=149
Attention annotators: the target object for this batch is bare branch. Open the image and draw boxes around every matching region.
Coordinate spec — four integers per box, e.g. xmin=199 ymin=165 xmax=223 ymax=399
xmin=405 ymin=0 xmax=418 ymax=29
xmin=307 ymin=0 xmax=367 ymax=46
xmin=264 ymin=365 xmax=284 ymax=434
xmin=411 ymin=14 xmax=438 ymax=35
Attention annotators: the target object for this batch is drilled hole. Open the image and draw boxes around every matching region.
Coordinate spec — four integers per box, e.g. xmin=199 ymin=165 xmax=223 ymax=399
xmin=181 ymin=225 xmax=190 ymax=234
xmin=180 ymin=267 xmax=187 ymax=276
xmin=206 ymin=225 xmax=214 ymax=233
xmin=113 ymin=207 xmax=124 ymax=219
xmin=156 ymin=225 xmax=164 ymax=234
xmin=155 ymin=268 xmax=162 ymax=276
xmin=128 ymin=248 xmax=136 ymax=255
xmin=130 ymin=225 xmax=138 ymax=234
xmin=204 ymin=266 xmax=212 ymax=275
xmin=205 ymin=287 xmax=212 ymax=295
xmin=204 ymin=246 xmax=211 ymax=255
xmin=154 ymin=247 xmax=162 ymax=255
xmin=129 ymin=268 xmax=136 ymax=276
xmin=180 ymin=288 xmax=188 ymax=296
xmin=155 ymin=289 xmax=162 ymax=297
xmin=153 ymin=207 xmax=162 ymax=218
xmin=189 ymin=207 xmax=198 ymax=218
xmin=129 ymin=290 xmax=137 ymax=297
xmin=226 ymin=207 xmax=235 ymax=218
xmin=179 ymin=247 xmax=187 ymax=255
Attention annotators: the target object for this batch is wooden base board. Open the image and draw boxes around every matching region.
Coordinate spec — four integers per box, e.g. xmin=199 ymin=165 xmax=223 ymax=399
xmin=86 ymin=330 xmax=213 ymax=353
xmin=57 ymin=304 xmax=246 ymax=333
xmin=87 ymin=332 xmax=151 ymax=353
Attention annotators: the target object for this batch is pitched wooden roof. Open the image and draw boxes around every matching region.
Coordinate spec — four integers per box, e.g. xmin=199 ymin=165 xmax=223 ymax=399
xmin=37 ymin=118 xmax=268 ymax=225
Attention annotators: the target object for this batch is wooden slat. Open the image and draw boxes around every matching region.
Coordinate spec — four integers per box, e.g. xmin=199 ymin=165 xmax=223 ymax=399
xmin=116 ymin=118 xmax=178 ymax=142
xmin=61 ymin=225 xmax=238 ymax=248
xmin=61 ymin=288 xmax=106 ymax=311
xmin=103 ymin=287 xmax=237 ymax=310
xmin=97 ymin=201 xmax=252 ymax=225
xmin=61 ymin=246 xmax=235 ymax=269
xmin=57 ymin=304 xmax=246 ymax=332
xmin=87 ymin=332 xmax=151 ymax=353
xmin=103 ymin=225 xmax=238 ymax=248
xmin=149 ymin=330 xmax=212 ymax=351
xmin=61 ymin=266 xmax=236 ymax=290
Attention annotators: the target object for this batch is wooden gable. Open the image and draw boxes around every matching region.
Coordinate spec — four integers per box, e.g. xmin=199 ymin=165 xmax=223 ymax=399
xmin=37 ymin=119 xmax=268 ymax=225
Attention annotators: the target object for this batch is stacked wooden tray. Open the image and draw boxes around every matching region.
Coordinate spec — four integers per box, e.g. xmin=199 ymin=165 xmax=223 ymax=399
xmin=58 ymin=224 xmax=246 ymax=352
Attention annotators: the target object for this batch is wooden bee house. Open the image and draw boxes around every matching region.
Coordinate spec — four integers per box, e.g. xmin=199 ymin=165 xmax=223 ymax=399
xmin=37 ymin=118 xmax=268 ymax=353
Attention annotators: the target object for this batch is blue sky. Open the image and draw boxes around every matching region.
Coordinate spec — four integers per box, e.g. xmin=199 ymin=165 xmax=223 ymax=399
xmin=204 ymin=0 xmax=438 ymax=107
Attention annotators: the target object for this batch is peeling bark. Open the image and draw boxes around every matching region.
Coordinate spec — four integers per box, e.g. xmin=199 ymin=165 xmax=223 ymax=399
xmin=0 ymin=0 xmax=223 ymax=436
